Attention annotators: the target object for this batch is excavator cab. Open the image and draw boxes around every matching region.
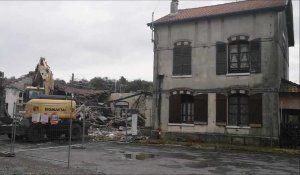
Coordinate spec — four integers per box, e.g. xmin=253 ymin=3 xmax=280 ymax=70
xmin=23 ymin=86 xmax=45 ymax=103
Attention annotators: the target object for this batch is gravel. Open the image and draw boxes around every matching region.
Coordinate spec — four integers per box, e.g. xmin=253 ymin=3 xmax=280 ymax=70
xmin=0 ymin=156 xmax=96 ymax=175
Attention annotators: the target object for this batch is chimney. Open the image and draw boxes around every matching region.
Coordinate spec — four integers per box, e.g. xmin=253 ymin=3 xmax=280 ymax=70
xmin=170 ymin=0 xmax=178 ymax=15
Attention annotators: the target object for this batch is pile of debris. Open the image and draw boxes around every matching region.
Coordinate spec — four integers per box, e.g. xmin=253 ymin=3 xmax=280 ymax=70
xmin=89 ymin=127 xmax=128 ymax=141
xmin=78 ymin=105 xmax=148 ymax=141
xmin=71 ymin=90 xmax=152 ymax=142
xmin=88 ymin=127 xmax=149 ymax=142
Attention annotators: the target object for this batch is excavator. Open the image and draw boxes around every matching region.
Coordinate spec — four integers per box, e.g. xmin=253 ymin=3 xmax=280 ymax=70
xmin=0 ymin=58 xmax=85 ymax=141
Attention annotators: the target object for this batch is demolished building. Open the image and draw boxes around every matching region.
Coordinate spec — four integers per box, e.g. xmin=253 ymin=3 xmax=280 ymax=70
xmin=108 ymin=92 xmax=152 ymax=127
xmin=54 ymin=82 xmax=109 ymax=106
xmin=3 ymin=72 xmax=34 ymax=116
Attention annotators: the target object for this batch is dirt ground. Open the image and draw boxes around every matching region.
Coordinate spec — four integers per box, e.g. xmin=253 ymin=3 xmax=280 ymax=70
xmin=0 ymin=135 xmax=299 ymax=175
xmin=0 ymin=156 xmax=94 ymax=175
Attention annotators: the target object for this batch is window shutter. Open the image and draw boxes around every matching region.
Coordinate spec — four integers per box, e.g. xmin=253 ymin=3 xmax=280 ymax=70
xmin=194 ymin=94 xmax=208 ymax=124
xmin=216 ymin=42 xmax=227 ymax=75
xmin=216 ymin=94 xmax=227 ymax=125
xmin=173 ymin=45 xmax=192 ymax=75
xmin=184 ymin=47 xmax=192 ymax=75
xmin=169 ymin=94 xmax=181 ymax=123
xmin=250 ymin=39 xmax=261 ymax=73
xmin=249 ymin=93 xmax=262 ymax=127
xmin=173 ymin=47 xmax=181 ymax=75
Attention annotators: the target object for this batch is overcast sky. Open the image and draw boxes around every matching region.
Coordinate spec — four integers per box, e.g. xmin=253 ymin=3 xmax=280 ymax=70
xmin=0 ymin=0 xmax=299 ymax=83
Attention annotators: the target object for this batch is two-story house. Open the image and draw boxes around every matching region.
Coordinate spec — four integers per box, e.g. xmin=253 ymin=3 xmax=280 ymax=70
xmin=148 ymin=0 xmax=297 ymax=145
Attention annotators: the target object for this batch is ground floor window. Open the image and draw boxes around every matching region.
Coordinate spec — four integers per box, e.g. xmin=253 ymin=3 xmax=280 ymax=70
xmin=282 ymin=109 xmax=300 ymax=125
xmin=169 ymin=93 xmax=208 ymax=124
xmin=228 ymin=94 xmax=249 ymax=126
xmin=180 ymin=95 xmax=194 ymax=123
xmin=216 ymin=93 xmax=262 ymax=127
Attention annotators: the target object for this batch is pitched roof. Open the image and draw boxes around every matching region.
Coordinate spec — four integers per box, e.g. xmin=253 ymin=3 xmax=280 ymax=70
xmin=151 ymin=0 xmax=287 ymax=26
xmin=280 ymin=79 xmax=300 ymax=93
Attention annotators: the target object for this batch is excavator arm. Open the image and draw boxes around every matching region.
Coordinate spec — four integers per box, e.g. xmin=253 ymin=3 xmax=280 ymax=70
xmin=32 ymin=57 xmax=54 ymax=95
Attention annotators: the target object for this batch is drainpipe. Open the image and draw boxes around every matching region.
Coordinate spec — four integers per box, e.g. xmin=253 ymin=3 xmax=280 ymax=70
xmin=157 ymin=74 xmax=164 ymax=130
xmin=151 ymin=15 xmax=160 ymax=130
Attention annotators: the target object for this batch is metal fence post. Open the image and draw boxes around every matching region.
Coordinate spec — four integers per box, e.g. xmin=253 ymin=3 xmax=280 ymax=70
xmin=8 ymin=102 xmax=16 ymax=157
xmin=12 ymin=104 xmax=17 ymax=154
xmin=72 ymin=105 xmax=86 ymax=149
xmin=82 ymin=109 xmax=86 ymax=148
xmin=68 ymin=117 xmax=72 ymax=169
xmin=67 ymin=97 xmax=73 ymax=169
xmin=125 ymin=108 xmax=128 ymax=143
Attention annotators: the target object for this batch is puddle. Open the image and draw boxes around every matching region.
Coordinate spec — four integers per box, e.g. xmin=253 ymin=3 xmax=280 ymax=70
xmin=123 ymin=153 xmax=155 ymax=160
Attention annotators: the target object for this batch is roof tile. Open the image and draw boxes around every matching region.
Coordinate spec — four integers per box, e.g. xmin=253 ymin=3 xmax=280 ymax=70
xmin=153 ymin=0 xmax=286 ymax=25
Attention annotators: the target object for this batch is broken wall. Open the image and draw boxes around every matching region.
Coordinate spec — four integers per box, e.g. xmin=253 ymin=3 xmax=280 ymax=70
xmin=109 ymin=93 xmax=153 ymax=127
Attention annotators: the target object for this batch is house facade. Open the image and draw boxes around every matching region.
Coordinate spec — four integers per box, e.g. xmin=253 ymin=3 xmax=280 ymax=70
xmin=149 ymin=0 xmax=296 ymax=145
xmin=4 ymin=72 xmax=34 ymax=116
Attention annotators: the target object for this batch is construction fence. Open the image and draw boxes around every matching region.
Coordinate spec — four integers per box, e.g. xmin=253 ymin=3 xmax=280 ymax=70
xmin=0 ymin=101 xmax=154 ymax=168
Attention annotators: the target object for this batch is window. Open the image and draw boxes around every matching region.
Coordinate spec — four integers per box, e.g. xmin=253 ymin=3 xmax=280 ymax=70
xmin=169 ymin=92 xmax=208 ymax=124
xmin=228 ymin=41 xmax=250 ymax=73
xmin=169 ymin=94 xmax=194 ymax=123
xmin=228 ymin=94 xmax=249 ymax=126
xmin=216 ymin=93 xmax=263 ymax=127
xmin=173 ymin=41 xmax=192 ymax=75
xmin=216 ymin=37 xmax=261 ymax=75
xmin=180 ymin=95 xmax=194 ymax=123
xmin=281 ymin=32 xmax=287 ymax=59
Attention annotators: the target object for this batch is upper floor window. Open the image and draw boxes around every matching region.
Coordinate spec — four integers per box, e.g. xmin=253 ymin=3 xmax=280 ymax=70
xmin=228 ymin=41 xmax=250 ymax=73
xmin=173 ymin=41 xmax=192 ymax=76
xmin=216 ymin=36 xmax=261 ymax=75
xmin=281 ymin=32 xmax=287 ymax=59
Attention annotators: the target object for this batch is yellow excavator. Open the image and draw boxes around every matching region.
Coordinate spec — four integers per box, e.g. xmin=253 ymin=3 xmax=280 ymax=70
xmin=1 ymin=58 xmax=85 ymax=141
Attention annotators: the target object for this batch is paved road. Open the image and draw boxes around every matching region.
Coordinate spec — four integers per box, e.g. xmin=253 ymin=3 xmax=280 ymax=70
xmin=3 ymin=140 xmax=297 ymax=175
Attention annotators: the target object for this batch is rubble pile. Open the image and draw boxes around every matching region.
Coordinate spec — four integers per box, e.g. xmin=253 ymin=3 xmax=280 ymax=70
xmin=88 ymin=127 xmax=127 ymax=141
xmin=72 ymin=91 xmax=152 ymax=142
xmin=76 ymin=105 xmax=148 ymax=142
xmin=88 ymin=127 xmax=149 ymax=142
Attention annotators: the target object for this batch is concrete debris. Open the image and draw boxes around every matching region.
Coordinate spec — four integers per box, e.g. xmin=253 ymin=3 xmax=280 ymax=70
xmin=86 ymin=107 xmax=145 ymax=128
xmin=76 ymin=105 xmax=148 ymax=141
xmin=88 ymin=127 xmax=149 ymax=141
